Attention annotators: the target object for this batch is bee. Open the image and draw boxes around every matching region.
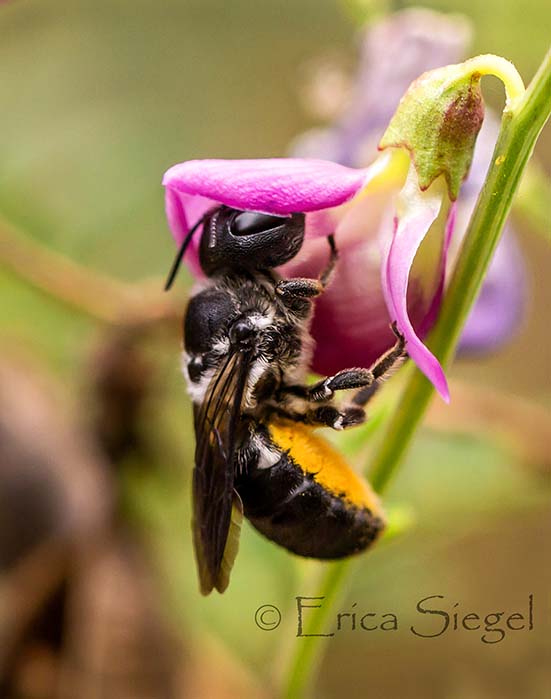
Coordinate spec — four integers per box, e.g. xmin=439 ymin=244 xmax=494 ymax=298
xmin=165 ymin=206 xmax=407 ymax=594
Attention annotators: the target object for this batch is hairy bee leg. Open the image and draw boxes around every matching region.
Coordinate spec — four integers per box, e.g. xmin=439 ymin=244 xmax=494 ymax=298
xmin=319 ymin=234 xmax=338 ymax=287
xmin=349 ymin=381 xmax=381 ymax=408
xmin=281 ymin=322 xmax=407 ymax=403
xmin=275 ymin=234 xmax=338 ymax=300
xmin=350 ymin=322 xmax=408 ymax=406
xmin=313 ymin=322 xmax=407 ymax=401
xmin=310 ymin=404 xmax=366 ymax=430
xmin=307 ymin=367 xmax=375 ymax=401
xmin=281 ymin=367 xmax=376 ymax=402
xmin=271 ymin=404 xmax=366 ymax=431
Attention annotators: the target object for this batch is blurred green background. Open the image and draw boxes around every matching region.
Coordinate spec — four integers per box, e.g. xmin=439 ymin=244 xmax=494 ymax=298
xmin=0 ymin=1 xmax=549 ymax=698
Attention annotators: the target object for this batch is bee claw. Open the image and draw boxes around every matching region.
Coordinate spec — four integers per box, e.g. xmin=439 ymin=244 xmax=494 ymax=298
xmin=341 ymin=407 xmax=366 ymax=429
xmin=316 ymin=406 xmax=366 ymax=430
xmin=390 ymin=321 xmax=407 ymax=347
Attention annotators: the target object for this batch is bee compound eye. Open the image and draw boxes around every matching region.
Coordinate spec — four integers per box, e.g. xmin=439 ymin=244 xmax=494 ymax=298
xmin=231 ymin=211 xmax=286 ymax=237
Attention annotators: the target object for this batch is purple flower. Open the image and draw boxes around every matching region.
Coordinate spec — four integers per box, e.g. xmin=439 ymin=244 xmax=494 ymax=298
xmin=292 ymin=9 xmax=526 ymax=360
xmin=291 ymin=8 xmax=471 ymax=168
xmin=449 ymin=114 xmax=526 ymax=352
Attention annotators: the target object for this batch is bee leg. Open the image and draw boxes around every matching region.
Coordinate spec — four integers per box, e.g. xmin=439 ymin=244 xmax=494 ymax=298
xmin=271 ymin=404 xmax=366 ymax=431
xmin=319 ymin=234 xmax=338 ymax=287
xmin=349 ymin=381 xmax=381 ymax=407
xmin=281 ymin=322 xmax=407 ymax=403
xmin=309 ymin=405 xmax=366 ymax=430
xmin=350 ymin=322 xmax=408 ymax=407
xmin=275 ymin=234 xmax=338 ymax=300
xmin=281 ymin=365 xmax=376 ymax=402
xmin=307 ymin=367 xmax=375 ymax=402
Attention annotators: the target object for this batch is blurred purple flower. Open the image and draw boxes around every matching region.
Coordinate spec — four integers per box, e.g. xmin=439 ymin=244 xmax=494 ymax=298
xmin=450 ymin=114 xmax=526 ymax=351
xmin=291 ymin=9 xmax=526 ymax=362
xmin=292 ymin=9 xmax=470 ymax=168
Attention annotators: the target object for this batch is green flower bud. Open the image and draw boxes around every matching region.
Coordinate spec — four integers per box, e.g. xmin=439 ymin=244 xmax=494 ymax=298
xmin=379 ymin=63 xmax=485 ymax=200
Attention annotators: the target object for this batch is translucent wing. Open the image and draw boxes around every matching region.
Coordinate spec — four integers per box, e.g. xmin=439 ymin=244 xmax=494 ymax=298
xmin=192 ymin=349 xmax=252 ymax=594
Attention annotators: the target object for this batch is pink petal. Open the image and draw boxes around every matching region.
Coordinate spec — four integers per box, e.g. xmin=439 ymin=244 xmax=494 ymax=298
xmin=304 ymin=209 xmax=338 ymax=239
xmin=302 ymin=153 xmax=395 ymax=241
xmin=165 ymin=189 xmax=217 ymax=275
xmin=292 ymin=234 xmax=396 ymax=375
xmin=163 ymin=159 xmax=371 ymax=217
xmin=382 ymin=192 xmax=451 ymax=402
xmin=416 ymin=201 xmax=456 ymax=338
xmin=163 ymin=157 xmax=387 ymax=276
xmin=283 ymin=162 xmax=453 ymax=389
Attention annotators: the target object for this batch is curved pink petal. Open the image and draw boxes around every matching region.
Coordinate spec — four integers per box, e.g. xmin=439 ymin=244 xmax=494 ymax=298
xmin=294 ymin=235 xmax=396 ymax=376
xmin=164 ymin=157 xmax=387 ymax=276
xmin=383 ymin=195 xmax=450 ymax=402
xmin=163 ymin=159 xmax=370 ymax=217
xmin=416 ymin=201 xmax=456 ymax=339
xmin=165 ymin=189 xmax=217 ymax=275
xmin=283 ymin=165 xmax=453 ymax=396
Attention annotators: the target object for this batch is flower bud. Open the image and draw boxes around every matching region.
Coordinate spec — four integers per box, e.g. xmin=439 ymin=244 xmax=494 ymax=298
xmin=379 ymin=63 xmax=485 ymax=200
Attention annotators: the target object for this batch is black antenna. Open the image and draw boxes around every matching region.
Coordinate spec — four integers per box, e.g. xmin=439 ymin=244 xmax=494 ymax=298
xmin=164 ymin=216 xmax=205 ymax=291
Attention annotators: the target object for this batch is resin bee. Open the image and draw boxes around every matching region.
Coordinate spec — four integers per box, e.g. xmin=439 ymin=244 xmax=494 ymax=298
xmin=165 ymin=206 xmax=407 ymax=594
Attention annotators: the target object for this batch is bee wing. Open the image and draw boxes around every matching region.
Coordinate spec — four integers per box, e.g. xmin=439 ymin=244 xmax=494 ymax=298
xmin=192 ymin=349 xmax=252 ymax=594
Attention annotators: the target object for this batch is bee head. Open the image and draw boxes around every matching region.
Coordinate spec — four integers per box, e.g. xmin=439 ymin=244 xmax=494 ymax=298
xmin=199 ymin=206 xmax=305 ymax=276
xmin=229 ymin=316 xmax=260 ymax=352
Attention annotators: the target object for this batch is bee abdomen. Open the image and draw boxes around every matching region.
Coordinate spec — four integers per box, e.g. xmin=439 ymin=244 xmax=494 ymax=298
xmin=240 ymin=468 xmax=383 ymax=559
xmin=236 ymin=420 xmax=385 ymax=559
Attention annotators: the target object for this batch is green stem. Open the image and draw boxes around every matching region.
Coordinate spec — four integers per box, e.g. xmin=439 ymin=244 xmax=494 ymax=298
xmin=465 ymin=54 xmax=525 ymax=109
xmin=280 ymin=560 xmax=354 ymax=699
xmin=0 ymin=216 xmax=180 ymax=325
xmin=370 ymin=46 xmax=551 ymax=493
xmin=279 ymin=48 xmax=551 ymax=699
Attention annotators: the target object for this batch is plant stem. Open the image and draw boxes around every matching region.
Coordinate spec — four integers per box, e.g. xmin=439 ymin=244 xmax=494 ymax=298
xmin=279 ymin=48 xmax=551 ymax=699
xmin=0 ymin=217 xmax=180 ymax=325
xmin=279 ymin=560 xmax=354 ymax=699
xmin=465 ymin=54 xmax=525 ymax=108
xmin=370 ymin=47 xmax=551 ymax=492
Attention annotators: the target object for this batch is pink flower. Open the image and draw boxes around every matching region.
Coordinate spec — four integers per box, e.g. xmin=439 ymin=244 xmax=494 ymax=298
xmin=292 ymin=10 xmax=526 ymax=361
xmin=163 ymin=152 xmax=453 ymax=401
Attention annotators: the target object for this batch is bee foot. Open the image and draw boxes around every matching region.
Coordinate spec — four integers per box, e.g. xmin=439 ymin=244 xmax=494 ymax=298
xmin=339 ymin=407 xmax=366 ymax=429
xmin=313 ymin=406 xmax=365 ymax=430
